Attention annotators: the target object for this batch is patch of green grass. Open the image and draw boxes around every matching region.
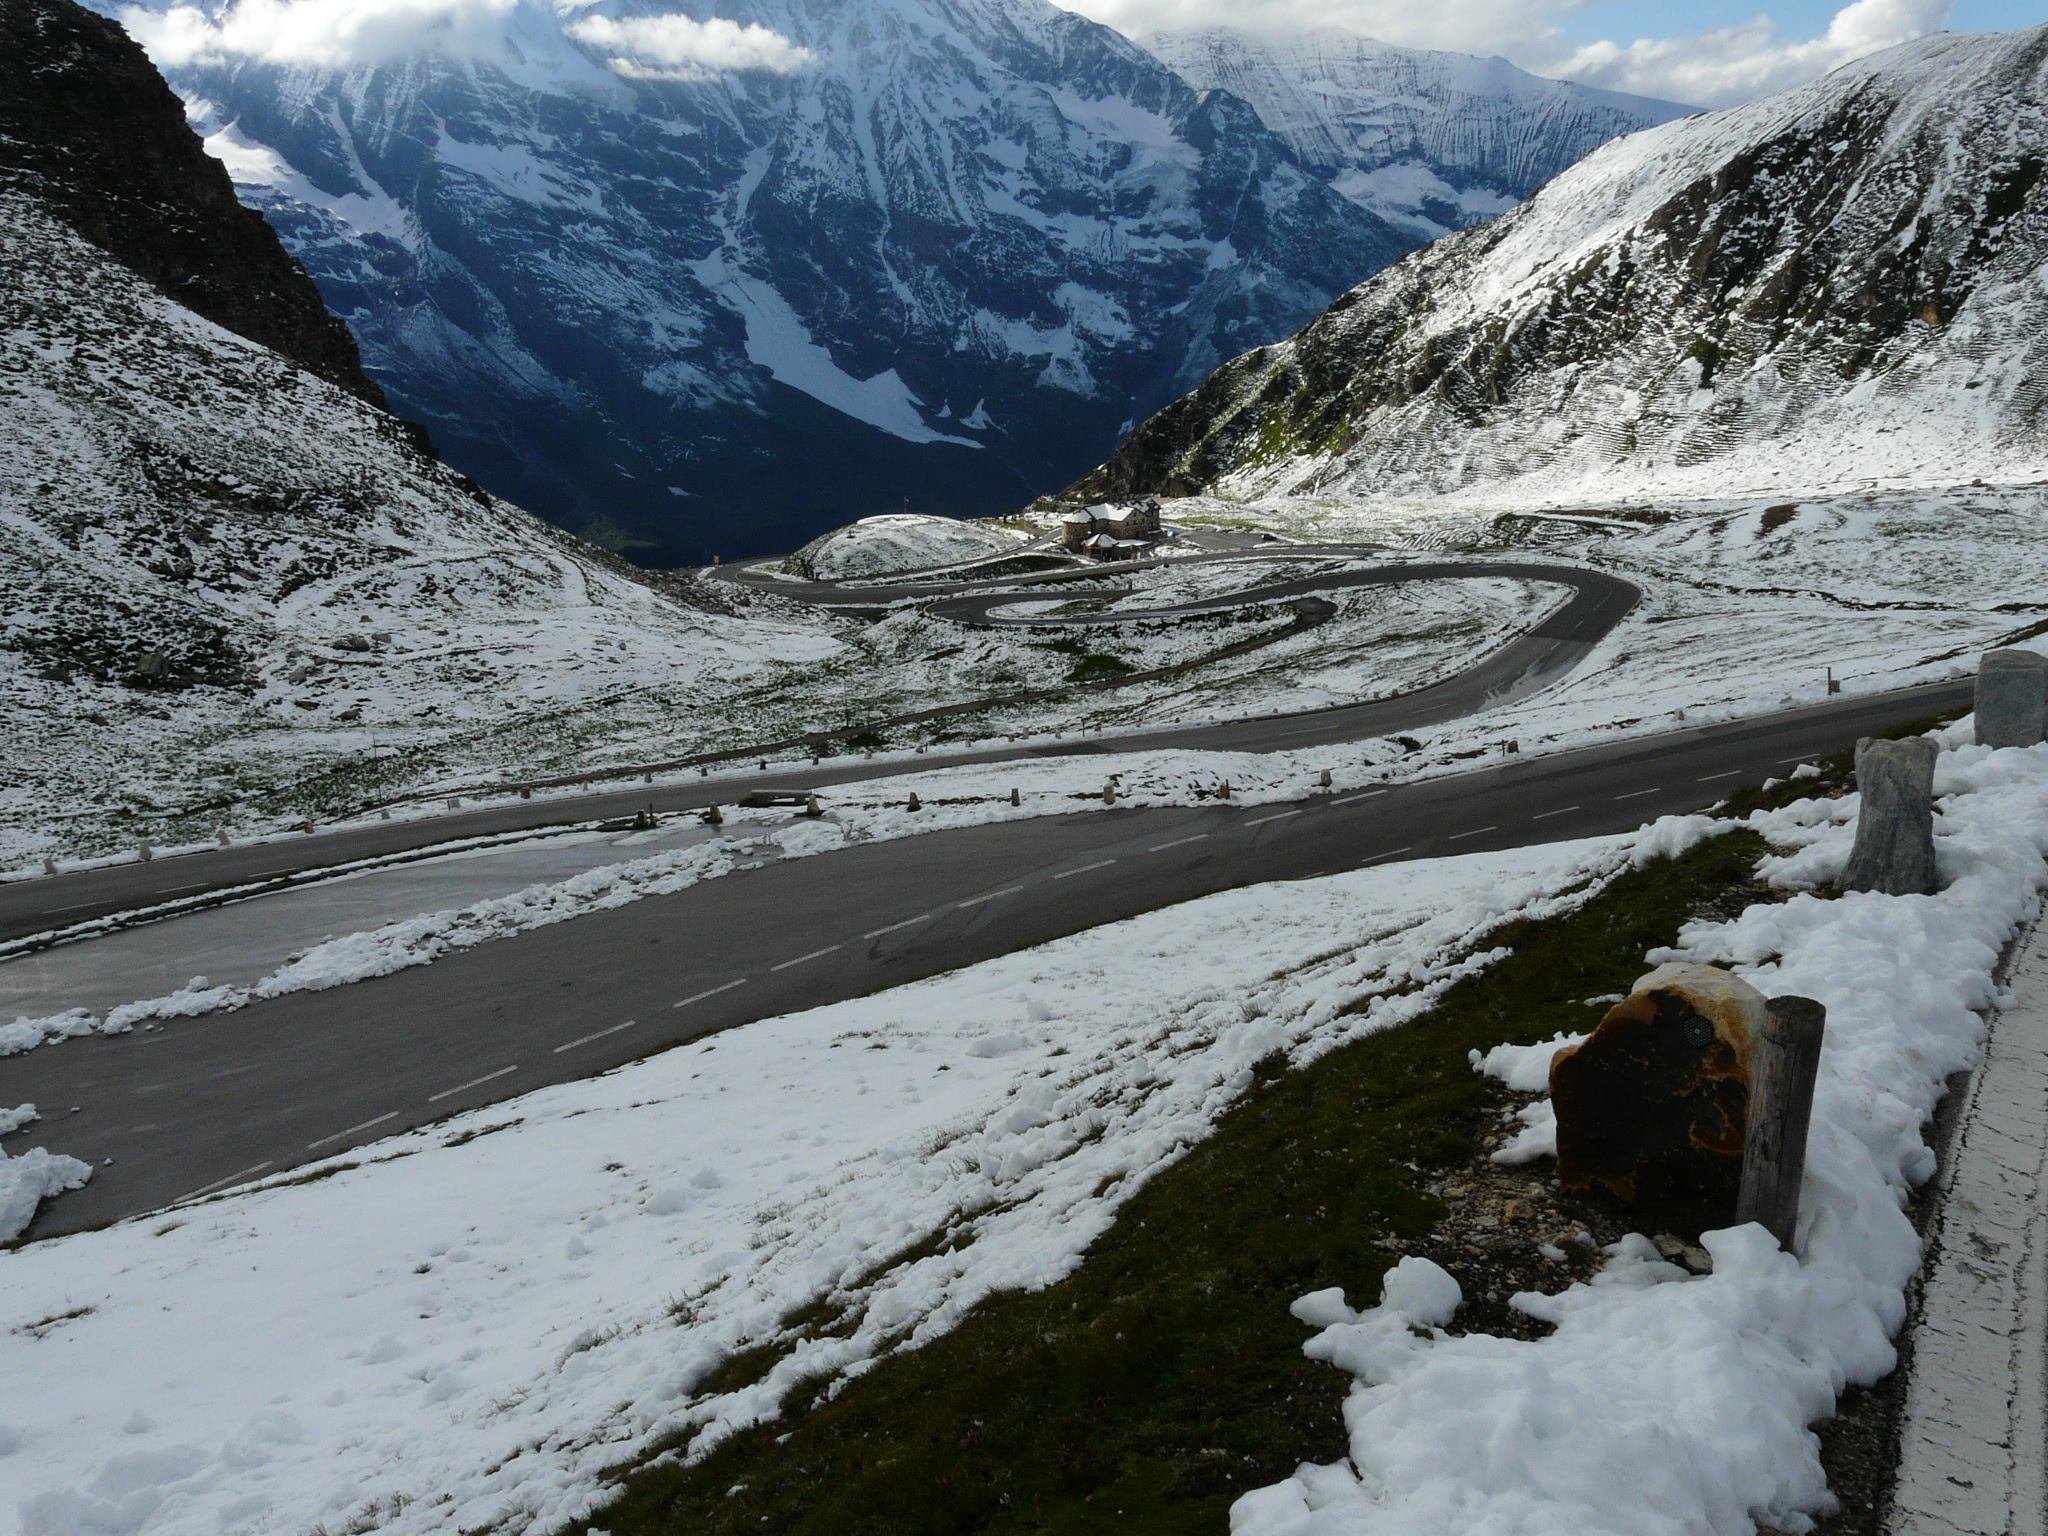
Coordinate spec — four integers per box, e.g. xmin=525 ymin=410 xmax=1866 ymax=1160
xmin=578 ymin=832 xmax=1769 ymax=1536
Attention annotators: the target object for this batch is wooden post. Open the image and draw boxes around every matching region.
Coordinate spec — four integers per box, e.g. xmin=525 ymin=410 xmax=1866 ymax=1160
xmin=1737 ymin=995 xmax=1827 ymax=1250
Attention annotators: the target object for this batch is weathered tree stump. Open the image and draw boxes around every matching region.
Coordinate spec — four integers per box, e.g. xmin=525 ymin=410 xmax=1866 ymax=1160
xmin=1975 ymin=649 xmax=2047 ymax=748
xmin=1736 ymin=995 xmax=1827 ymax=1250
xmin=1842 ymin=736 xmax=1939 ymax=896
xmin=1550 ymin=963 xmax=1766 ymax=1234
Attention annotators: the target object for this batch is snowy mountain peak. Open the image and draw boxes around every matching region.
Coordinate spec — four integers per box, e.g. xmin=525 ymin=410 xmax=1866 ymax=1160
xmin=1083 ymin=24 xmax=2048 ymax=507
xmin=1141 ymin=25 xmax=1694 ymax=239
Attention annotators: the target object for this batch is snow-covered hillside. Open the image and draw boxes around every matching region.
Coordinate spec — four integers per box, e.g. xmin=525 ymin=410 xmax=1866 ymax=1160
xmin=102 ymin=0 xmax=1415 ymax=563
xmin=0 ymin=187 xmax=830 ymax=864
xmin=1143 ymin=27 xmax=1690 ymax=238
xmin=787 ymin=514 xmax=1027 ymax=581
xmin=1084 ymin=26 xmax=2048 ymax=506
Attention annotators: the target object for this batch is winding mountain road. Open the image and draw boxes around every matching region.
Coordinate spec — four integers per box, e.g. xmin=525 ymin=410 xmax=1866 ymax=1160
xmin=0 ymin=547 xmax=1969 ymax=1238
xmin=0 ymin=552 xmax=1627 ymax=947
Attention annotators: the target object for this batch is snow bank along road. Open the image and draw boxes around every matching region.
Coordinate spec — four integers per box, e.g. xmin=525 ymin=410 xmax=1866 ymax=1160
xmin=9 ymin=677 xmax=1968 ymax=1238
xmin=0 ymin=553 xmax=1630 ymax=946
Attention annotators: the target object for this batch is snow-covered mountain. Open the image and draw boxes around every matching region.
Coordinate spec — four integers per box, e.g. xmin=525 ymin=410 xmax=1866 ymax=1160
xmin=0 ymin=0 xmax=826 ymax=863
xmin=103 ymin=0 xmax=1421 ymax=564
xmin=1143 ymin=27 xmax=1692 ymax=239
xmin=1081 ymin=26 xmax=2048 ymax=508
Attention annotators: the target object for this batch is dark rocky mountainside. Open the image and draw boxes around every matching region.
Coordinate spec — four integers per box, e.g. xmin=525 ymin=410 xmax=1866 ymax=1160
xmin=0 ymin=0 xmax=383 ymax=405
xmin=106 ymin=0 xmax=1422 ymax=563
xmin=1082 ymin=26 xmax=2048 ymax=507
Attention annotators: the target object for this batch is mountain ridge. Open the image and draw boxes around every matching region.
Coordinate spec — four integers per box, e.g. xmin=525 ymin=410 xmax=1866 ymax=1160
xmin=1080 ymin=25 xmax=2048 ymax=508
xmin=1140 ymin=25 xmax=1692 ymax=239
xmin=0 ymin=0 xmax=386 ymax=407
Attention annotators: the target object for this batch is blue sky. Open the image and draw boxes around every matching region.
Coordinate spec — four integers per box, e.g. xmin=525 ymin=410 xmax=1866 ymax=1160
xmin=1551 ymin=0 xmax=2038 ymax=44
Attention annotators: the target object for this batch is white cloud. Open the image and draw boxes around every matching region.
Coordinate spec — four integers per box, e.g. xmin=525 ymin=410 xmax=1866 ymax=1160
xmin=121 ymin=0 xmax=523 ymax=68
xmin=1555 ymin=0 xmax=1954 ymax=105
xmin=119 ymin=0 xmax=810 ymax=79
xmin=1051 ymin=0 xmax=1956 ymax=105
xmin=563 ymin=13 xmax=812 ymax=80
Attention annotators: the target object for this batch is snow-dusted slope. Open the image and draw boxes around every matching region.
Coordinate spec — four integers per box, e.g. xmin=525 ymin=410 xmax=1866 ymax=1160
xmin=0 ymin=187 xmax=828 ymax=865
xmin=1084 ymin=27 xmax=2048 ymax=506
xmin=788 ymin=514 xmax=1027 ymax=580
xmin=1143 ymin=27 xmax=1691 ymax=238
xmin=107 ymin=0 xmax=1413 ymax=563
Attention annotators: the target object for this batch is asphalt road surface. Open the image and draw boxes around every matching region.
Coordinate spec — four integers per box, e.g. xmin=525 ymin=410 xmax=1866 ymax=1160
xmin=11 ymin=675 xmax=1967 ymax=1237
xmin=0 ymin=555 xmax=1632 ymax=947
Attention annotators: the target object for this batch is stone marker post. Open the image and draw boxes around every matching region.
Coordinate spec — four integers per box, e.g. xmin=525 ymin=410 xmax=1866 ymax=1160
xmin=1842 ymin=736 xmax=1939 ymax=895
xmin=1975 ymin=650 xmax=2048 ymax=748
xmin=1736 ymin=996 xmax=1827 ymax=1251
xmin=907 ymin=792 xmax=921 ymax=812
xmin=1104 ymin=781 xmax=1116 ymax=805
xmin=1551 ymin=962 xmax=1765 ymax=1234
xmin=1010 ymin=788 xmax=1020 ymax=807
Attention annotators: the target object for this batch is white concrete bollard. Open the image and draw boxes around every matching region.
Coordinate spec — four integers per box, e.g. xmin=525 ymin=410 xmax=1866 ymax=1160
xmin=805 ymin=794 xmax=822 ymax=818
xmin=137 ymin=842 xmax=152 ymax=862
xmin=217 ymin=829 xmax=231 ymax=847
xmin=1104 ymin=781 xmax=1116 ymax=805
xmin=42 ymin=857 xmax=57 ymax=876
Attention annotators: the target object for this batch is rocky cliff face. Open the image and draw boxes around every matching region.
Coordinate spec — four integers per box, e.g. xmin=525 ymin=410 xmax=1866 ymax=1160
xmin=0 ymin=0 xmax=383 ymax=405
xmin=1142 ymin=27 xmax=1690 ymax=239
xmin=107 ymin=0 xmax=1419 ymax=563
xmin=1082 ymin=27 xmax=2048 ymax=507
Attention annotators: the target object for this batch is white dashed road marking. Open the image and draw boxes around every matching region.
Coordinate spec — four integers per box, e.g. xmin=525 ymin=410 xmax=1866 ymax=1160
xmin=1614 ymin=787 xmax=1662 ymax=800
xmin=1359 ymin=846 xmax=1413 ymax=865
xmin=674 ymin=978 xmax=748 ymax=1010
xmin=554 ymin=1020 xmax=640 ymax=1054
xmin=959 ymin=886 xmax=1025 ymax=908
xmin=1334 ymin=790 xmax=1387 ymax=807
xmin=1446 ymin=825 xmax=1498 ymax=841
xmin=771 ymin=945 xmax=841 ymax=972
xmin=864 ymin=914 xmax=932 ymax=939
xmin=307 ymin=1111 xmax=398 ymax=1151
xmin=1697 ymin=770 xmax=1742 ymax=782
xmin=1532 ymin=805 xmax=1581 ymax=820
xmin=1052 ymin=859 xmax=1118 ymax=880
xmin=1245 ymin=810 xmax=1302 ymax=827
xmin=427 ymin=1065 xmax=517 ymax=1104
xmin=1147 ymin=834 xmax=1210 ymax=853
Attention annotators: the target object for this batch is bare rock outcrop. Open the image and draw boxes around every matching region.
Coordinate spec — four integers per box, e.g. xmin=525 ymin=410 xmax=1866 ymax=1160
xmin=1550 ymin=963 xmax=1767 ymax=1234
